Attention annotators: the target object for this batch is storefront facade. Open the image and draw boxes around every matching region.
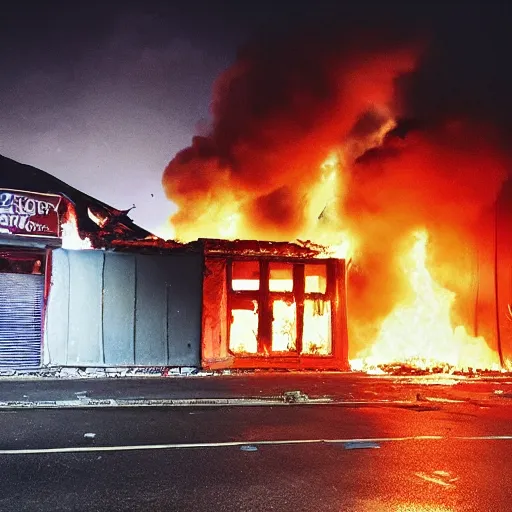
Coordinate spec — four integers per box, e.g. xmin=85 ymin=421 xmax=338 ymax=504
xmin=1 ymin=155 xmax=350 ymax=372
xmin=0 ymin=188 xmax=63 ymax=368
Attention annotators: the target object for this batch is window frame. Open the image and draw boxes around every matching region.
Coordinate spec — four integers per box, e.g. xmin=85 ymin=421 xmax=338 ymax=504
xmin=227 ymin=257 xmax=335 ymax=357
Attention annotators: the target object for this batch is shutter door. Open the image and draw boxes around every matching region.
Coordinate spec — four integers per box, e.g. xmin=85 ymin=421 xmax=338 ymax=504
xmin=0 ymin=273 xmax=43 ymax=368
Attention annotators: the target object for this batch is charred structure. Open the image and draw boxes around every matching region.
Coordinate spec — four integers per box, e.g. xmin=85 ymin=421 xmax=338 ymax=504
xmin=0 ymin=155 xmax=349 ymax=371
xmin=200 ymin=239 xmax=348 ymax=370
xmin=161 ymin=30 xmax=512 ymax=372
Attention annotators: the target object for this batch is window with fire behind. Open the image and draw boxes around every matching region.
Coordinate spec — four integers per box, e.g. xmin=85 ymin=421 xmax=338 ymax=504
xmin=228 ymin=260 xmax=333 ymax=356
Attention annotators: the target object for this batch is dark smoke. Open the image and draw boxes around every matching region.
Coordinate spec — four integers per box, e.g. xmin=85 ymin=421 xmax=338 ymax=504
xmin=162 ymin=13 xmax=512 ymax=356
xmin=163 ymin=28 xmax=420 ymax=240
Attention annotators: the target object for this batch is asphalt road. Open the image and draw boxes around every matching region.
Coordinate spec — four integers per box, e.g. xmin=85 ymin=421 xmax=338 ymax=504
xmin=1 ymin=400 xmax=512 ymax=511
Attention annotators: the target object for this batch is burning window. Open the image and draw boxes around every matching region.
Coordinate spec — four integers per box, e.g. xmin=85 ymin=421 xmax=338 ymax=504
xmin=269 ymin=262 xmax=293 ymax=292
xmin=229 ymin=261 xmax=260 ymax=354
xmin=230 ymin=299 xmax=259 ymax=353
xmin=303 ymin=264 xmax=332 ymax=355
xmin=269 ymin=263 xmax=296 ymax=352
xmin=272 ymin=299 xmax=297 ymax=352
xmin=231 ymin=261 xmax=260 ymax=290
xmin=228 ymin=259 xmax=334 ymax=357
xmin=305 ymin=264 xmax=327 ymax=293
xmin=303 ymin=299 xmax=332 ymax=355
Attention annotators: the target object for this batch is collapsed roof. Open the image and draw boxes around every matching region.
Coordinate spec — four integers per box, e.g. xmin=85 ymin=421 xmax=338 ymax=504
xmin=0 ymin=154 xmax=154 ymax=242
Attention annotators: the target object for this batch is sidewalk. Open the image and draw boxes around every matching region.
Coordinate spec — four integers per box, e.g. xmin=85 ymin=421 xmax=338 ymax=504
xmin=0 ymin=371 xmax=511 ymax=407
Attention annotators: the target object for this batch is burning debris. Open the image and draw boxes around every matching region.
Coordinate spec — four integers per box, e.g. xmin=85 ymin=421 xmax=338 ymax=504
xmin=62 ymin=199 xmax=159 ymax=251
xmin=162 ymin=30 xmax=512 ymax=372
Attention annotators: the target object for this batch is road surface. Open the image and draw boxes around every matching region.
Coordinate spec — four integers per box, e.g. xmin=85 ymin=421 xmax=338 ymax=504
xmin=1 ymin=396 xmax=511 ymax=511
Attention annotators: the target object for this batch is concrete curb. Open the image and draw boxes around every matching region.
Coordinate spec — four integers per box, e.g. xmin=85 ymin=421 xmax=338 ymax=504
xmin=0 ymin=396 xmax=332 ymax=409
xmin=0 ymin=396 xmax=473 ymax=410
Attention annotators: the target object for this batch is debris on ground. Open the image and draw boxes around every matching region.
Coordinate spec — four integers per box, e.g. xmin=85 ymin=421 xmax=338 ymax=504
xmin=283 ymin=390 xmax=309 ymax=403
xmin=240 ymin=445 xmax=258 ymax=452
xmin=343 ymin=441 xmax=381 ymax=450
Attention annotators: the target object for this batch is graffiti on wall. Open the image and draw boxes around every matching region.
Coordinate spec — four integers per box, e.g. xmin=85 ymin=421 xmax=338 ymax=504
xmin=0 ymin=189 xmax=62 ymax=237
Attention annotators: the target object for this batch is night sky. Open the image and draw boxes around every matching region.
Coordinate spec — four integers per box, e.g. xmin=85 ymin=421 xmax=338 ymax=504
xmin=1 ymin=1 xmax=511 ymax=235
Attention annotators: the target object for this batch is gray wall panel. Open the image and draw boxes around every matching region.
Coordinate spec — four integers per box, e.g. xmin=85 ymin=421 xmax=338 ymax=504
xmin=103 ymin=253 xmax=136 ymax=365
xmin=45 ymin=249 xmax=203 ymax=368
xmin=134 ymin=255 xmax=168 ymax=365
xmin=44 ymin=249 xmax=70 ymax=365
xmin=67 ymin=250 xmax=104 ymax=364
xmin=165 ymin=253 xmax=202 ymax=366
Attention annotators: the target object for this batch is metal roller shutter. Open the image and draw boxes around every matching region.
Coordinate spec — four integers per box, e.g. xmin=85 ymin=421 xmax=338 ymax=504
xmin=0 ymin=273 xmax=43 ymax=368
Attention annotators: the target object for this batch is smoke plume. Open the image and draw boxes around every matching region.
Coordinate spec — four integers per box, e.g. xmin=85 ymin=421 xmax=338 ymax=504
xmin=163 ymin=30 xmax=419 ymax=241
xmin=162 ymin=27 xmax=511 ymax=355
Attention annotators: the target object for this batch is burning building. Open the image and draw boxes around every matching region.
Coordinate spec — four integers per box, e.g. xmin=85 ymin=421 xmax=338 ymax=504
xmin=2 ymin=31 xmax=512 ymax=374
xmin=0 ymin=154 xmax=159 ymax=369
xmin=199 ymin=239 xmax=348 ymax=370
xmin=0 ymin=154 xmax=350 ymax=372
xmin=161 ymin=30 xmax=512 ymax=373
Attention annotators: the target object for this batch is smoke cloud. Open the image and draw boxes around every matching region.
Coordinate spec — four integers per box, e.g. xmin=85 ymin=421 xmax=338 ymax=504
xmin=162 ymin=26 xmax=511 ymax=355
xmin=163 ymin=29 xmax=419 ymax=241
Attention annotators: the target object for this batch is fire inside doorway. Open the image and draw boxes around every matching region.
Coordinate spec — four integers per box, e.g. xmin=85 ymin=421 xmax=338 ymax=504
xmin=200 ymin=239 xmax=349 ymax=370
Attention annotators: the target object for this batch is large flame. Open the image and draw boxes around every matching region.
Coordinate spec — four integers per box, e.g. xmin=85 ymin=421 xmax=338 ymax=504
xmin=351 ymin=230 xmax=500 ymax=371
xmin=163 ymin=36 xmax=417 ymax=252
xmin=166 ymin=149 xmax=353 ymax=258
xmin=162 ymin=33 xmax=512 ymax=371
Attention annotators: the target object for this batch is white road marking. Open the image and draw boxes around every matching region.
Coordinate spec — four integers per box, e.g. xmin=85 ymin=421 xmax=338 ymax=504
xmin=0 ymin=434 xmax=510 ymax=455
xmin=460 ymin=435 xmax=512 ymax=440
xmin=415 ymin=472 xmax=456 ymax=488
xmin=344 ymin=441 xmax=381 ymax=449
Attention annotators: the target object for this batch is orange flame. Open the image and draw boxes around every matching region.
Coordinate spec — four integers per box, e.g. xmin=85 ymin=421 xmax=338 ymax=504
xmin=167 ymin=151 xmax=353 ymax=259
xmin=162 ymin=37 xmax=511 ymax=371
xmin=350 ymin=230 xmax=500 ymax=371
xmin=61 ymin=204 xmax=93 ymax=250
